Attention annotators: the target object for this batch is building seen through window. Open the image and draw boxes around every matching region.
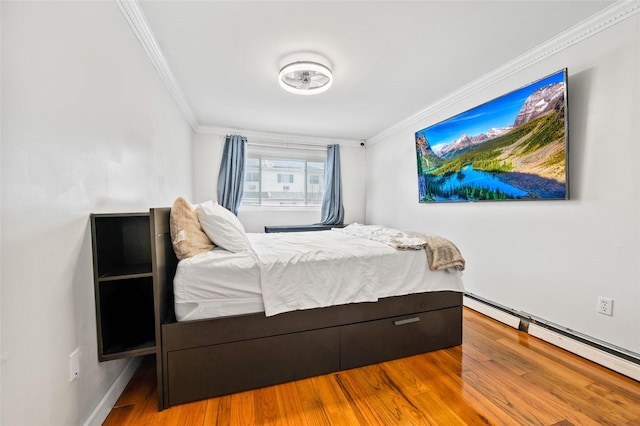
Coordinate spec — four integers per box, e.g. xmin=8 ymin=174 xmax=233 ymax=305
xmin=242 ymin=156 xmax=325 ymax=206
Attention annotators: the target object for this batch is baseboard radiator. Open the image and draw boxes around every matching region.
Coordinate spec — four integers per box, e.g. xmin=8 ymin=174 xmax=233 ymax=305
xmin=463 ymin=293 xmax=640 ymax=382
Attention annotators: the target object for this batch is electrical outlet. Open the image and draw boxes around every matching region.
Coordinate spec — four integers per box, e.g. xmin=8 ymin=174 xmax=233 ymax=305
xmin=69 ymin=348 xmax=80 ymax=382
xmin=598 ymin=296 xmax=613 ymax=316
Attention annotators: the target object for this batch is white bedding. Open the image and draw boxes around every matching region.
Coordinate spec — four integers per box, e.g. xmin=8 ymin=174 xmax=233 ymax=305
xmin=174 ymin=230 xmax=464 ymax=321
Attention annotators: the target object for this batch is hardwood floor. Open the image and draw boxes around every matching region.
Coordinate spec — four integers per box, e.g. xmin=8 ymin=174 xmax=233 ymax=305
xmin=104 ymin=308 xmax=640 ymax=425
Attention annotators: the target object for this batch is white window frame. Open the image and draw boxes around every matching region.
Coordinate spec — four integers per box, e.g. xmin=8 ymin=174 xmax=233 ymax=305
xmin=241 ymin=144 xmax=326 ymax=209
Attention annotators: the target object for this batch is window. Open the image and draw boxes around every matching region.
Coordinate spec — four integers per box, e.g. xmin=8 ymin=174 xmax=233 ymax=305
xmin=242 ymin=148 xmax=325 ymax=207
xmin=277 ymin=174 xmax=294 ymax=184
xmin=246 ymin=172 xmax=260 ymax=183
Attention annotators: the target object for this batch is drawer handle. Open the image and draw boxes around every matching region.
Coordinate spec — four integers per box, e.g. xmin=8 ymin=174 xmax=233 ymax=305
xmin=394 ymin=317 xmax=420 ymax=326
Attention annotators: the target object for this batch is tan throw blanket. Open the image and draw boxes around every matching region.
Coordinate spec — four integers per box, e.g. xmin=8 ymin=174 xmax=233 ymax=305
xmin=334 ymin=224 xmax=465 ymax=271
xmin=419 ymin=234 xmax=465 ymax=272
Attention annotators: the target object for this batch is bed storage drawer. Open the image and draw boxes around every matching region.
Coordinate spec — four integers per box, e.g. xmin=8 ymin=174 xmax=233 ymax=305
xmin=166 ymin=327 xmax=340 ymax=405
xmin=340 ymin=306 xmax=462 ymax=370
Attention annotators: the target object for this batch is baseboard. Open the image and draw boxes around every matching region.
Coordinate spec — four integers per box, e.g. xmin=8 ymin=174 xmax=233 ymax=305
xmin=463 ymin=295 xmax=521 ymax=329
xmin=463 ymin=293 xmax=640 ymax=382
xmin=528 ymin=324 xmax=640 ymax=382
xmin=84 ymin=357 xmax=142 ymax=426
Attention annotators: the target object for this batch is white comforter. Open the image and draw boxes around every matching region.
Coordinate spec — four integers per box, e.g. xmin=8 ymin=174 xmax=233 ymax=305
xmin=249 ymin=230 xmax=463 ymax=316
xmin=174 ymin=229 xmax=464 ymax=321
xmin=249 ymin=231 xmax=391 ymax=316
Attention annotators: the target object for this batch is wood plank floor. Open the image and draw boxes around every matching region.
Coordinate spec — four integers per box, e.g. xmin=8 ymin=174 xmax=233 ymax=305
xmin=104 ymin=308 xmax=640 ymax=425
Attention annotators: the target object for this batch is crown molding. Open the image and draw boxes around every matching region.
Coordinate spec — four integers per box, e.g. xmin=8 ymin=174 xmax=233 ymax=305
xmin=366 ymin=0 xmax=640 ymax=146
xmin=197 ymin=125 xmax=363 ymax=148
xmin=117 ymin=0 xmax=639 ymax=142
xmin=116 ymin=0 xmax=198 ymax=130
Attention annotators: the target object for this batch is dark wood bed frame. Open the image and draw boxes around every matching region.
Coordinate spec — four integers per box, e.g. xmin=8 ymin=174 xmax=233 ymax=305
xmin=150 ymin=207 xmax=463 ymax=410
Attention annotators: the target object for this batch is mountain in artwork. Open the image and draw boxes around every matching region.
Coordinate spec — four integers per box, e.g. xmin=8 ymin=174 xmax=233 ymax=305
xmin=436 ymin=126 xmax=513 ymax=159
xmin=415 ymin=133 xmax=444 ymax=172
xmin=513 ymin=82 xmax=565 ymax=126
xmin=435 ymin=82 xmax=565 ymax=159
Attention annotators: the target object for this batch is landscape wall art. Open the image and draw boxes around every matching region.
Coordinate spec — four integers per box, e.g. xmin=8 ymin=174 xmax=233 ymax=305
xmin=415 ymin=69 xmax=569 ymax=203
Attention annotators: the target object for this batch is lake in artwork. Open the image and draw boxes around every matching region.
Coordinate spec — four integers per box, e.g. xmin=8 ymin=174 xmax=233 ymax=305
xmin=434 ymin=164 xmax=528 ymax=201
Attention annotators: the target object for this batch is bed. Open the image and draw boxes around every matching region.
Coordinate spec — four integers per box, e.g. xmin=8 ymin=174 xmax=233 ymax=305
xmin=150 ymin=206 xmax=465 ymax=410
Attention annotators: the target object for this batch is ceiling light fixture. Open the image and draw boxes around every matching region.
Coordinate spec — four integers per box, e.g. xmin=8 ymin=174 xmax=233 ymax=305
xmin=279 ymin=61 xmax=333 ymax=95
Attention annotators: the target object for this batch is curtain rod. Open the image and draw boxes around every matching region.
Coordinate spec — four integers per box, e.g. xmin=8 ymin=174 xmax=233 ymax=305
xmin=246 ymin=141 xmax=330 ymax=151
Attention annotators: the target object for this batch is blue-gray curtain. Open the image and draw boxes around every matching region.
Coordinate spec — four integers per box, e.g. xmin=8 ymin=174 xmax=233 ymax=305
xmin=320 ymin=144 xmax=344 ymax=225
xmin=217 ymin=135 xmax=247 ymax=215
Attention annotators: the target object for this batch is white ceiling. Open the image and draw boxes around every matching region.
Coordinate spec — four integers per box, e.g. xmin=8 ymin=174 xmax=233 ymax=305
xmin=135 ymin=1 xmax=614 ymax=141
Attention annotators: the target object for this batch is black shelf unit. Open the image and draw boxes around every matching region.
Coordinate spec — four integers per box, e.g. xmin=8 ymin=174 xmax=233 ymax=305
xmin=91 ymin=213 xmax=156 ymax=361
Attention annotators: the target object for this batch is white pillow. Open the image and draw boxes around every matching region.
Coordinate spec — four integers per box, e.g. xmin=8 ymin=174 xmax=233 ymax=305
xmin=196 ymin=201 xmax=251 ymax=253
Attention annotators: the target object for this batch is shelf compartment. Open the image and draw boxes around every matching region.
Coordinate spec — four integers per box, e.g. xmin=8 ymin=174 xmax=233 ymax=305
xmin=91 ymin=214 xmax=152 ymax=279
xmin=97 ymin=277 xmax=156 ymax=360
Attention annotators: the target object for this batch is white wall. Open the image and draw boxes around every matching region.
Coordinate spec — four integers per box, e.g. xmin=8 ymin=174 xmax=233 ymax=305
xmin=1 ymin=2 xmax=193 ymax=425
xmin=365 ymin=11 xmax=640 ymax=354
xmin=193 ymin=133 xmax=366 ymax=232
